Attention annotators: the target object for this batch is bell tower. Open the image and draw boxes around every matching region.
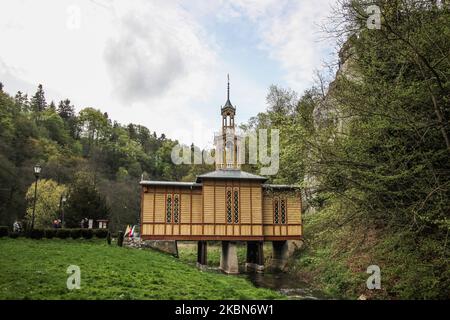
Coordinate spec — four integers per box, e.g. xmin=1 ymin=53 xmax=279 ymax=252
xmin=215 ymin=75 xmax=240 ymax=170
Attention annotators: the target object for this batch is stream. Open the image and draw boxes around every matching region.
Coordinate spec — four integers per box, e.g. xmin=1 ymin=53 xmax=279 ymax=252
xmin=245 ymin=272 xmax=328 ymax=300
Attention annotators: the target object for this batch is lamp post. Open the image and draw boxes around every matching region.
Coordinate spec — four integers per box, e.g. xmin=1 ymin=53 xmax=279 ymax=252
xmin=61 ymin=195 xmax=67 ymax=227
xmin=31 ymin=164 xmax=41 ymax=230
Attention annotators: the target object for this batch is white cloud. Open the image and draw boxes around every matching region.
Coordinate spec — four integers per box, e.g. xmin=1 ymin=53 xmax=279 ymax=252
xmin=217 ymin=0 xmax=336 ymax=91
xmin=0 ymin=0 xmax=336 ymax=147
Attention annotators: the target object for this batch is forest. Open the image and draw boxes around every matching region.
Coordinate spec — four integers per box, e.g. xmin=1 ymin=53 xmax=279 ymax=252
xmin=241 ymin=0 xmax=449 ymax=299
xmin=0 ymin=0 xmax=449 ymax=299
xmin=0 ymin=82 xmax=212 ymax=231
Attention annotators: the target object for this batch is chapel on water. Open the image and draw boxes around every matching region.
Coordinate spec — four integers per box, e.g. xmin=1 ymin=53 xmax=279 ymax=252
xmin=139 ymin=77 xmax=302 ymax=273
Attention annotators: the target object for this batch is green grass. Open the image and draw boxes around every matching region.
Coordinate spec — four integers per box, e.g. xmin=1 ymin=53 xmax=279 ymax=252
xmin=0 ymin=238 xmax=283 ymax=300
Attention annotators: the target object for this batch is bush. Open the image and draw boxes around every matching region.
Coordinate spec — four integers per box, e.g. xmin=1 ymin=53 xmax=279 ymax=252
xmin=0 ymin=226 xmax=8 ymax=237
xmin=107 ymin=231 xmax=112 ymax=245
xmin=44 ymin=229 xmax=57 ymax=239
xmin=70 ymin=228 xmax=82 ymax=239
xmin=29 ymin=229 xmax=44 ymax=240
xmin=9 ymin=232 xmax=20 ymax=239
xmin=94 ymin=229 xmax=108 ymax=238
xmin=117 ymin=231 xmax=124 ymax=247
xmin=81 ymin=229 xmax=94 ymax=239
xmin=56 ymin=228 xmax=70 ymax=239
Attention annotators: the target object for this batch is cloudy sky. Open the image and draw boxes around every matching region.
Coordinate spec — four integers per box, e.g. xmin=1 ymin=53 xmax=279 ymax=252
xmin=0 ymin=0 xmax=336 ymax=147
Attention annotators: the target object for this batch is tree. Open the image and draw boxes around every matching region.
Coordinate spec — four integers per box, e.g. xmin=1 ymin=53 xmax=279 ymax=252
xmin=30 ymin=84 xmax=47 ymax=113
xmin=25 ymin=179 xmax=67 ymax=229
xmin=64 ymin=172 xmax=109 ymax=228
xmin=78 ymin=107 xmax=109 ymax=155
xmin=57 ymin=99 xmax=78 ymax=138
xmin=57 ymin=99 xmax=75 ymax=120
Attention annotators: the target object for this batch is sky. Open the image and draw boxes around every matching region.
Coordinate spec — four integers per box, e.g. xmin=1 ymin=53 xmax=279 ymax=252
xmin=0 ymin=0 xmax=336 ymax=148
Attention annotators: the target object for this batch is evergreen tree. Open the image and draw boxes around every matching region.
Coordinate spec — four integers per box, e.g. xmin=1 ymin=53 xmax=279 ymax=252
xmin=30 ymin=84 xmax=47 ymax=112
xmin=64 ymin=172 xmax=109 ymax=228
xmin=57 ymin=99 xmax=75 ymax=120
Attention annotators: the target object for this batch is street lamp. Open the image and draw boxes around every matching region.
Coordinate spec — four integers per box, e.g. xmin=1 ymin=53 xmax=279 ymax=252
xmin=61 ymin=195 xmax=67 ymax=227
xmin=31 ymin=164 xmax=41 ymax=230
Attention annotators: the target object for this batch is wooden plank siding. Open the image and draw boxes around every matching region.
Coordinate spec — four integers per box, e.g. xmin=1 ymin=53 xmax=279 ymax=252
xmin=140 ymin=181 xmax=302 ymax=240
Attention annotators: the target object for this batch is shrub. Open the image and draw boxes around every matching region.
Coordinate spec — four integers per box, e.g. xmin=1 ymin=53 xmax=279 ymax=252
xmin=9 ymin=232 xmax=20 ymax=239
xmin=44 ymin=229 xmax=57 ymax=239
xmin=0 ymin=226 xmax=8 ymax=237
xmin=94 ymin=229 xmax=108 ymax=238
xmin=56 ymin=228 xmax=70 ymax=239
xmin=117 ymin=231 xmax=124 ymax=247
xmin=29 ymin=229 xmax=44 ymax=240
xmin=81 ymin=229 xmax=94 ymax=239
xmin=70 ymin=228 xmax=82 ymax=239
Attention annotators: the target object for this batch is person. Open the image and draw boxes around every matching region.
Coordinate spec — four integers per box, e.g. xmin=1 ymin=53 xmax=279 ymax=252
xmin=57 ymin=219 xmax=62 ymax=228
xmin=80 ymin=218 xmax=85 ymax=229
xmin=13 ymin=220 xmax=22 ymax=232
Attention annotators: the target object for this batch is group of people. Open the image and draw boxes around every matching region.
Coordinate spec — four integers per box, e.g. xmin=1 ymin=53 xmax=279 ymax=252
xmin=52 ymin=219 xmax=62 ymax=228
xmin=80 ymin=218 xmax=91 ymax=229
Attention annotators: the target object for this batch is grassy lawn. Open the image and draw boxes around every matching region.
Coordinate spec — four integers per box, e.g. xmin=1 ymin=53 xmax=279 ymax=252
xmin=0 ymin=238 xmax=283 ymax=300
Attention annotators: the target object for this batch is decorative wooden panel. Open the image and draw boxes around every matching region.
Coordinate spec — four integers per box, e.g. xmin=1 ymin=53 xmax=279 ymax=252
xmin=215 ymin=186 xmax=225 ymax=223
xmin=154 ymin=193 xmax=165 ymax=223
xmin=180 ymin=194 xmax=190 ymax=223
xmin=240 ymin=187 xmax=251 ymax=223
xmin=180 ymin=225 xmax=191 ymax=235
xmin=142 ymin=193 xmax=154 ymax=223
xmin=251 ymin=187 xmax=262 ymax=224
xmin=204 ymin=225 xmax=214 ymax=235
xmin=203 ymin=185 xmax=214 ymax=223
xmin=287 ymin=196 xmax=301 ymax=224
xmin=191 ymin=194 xmax=202 ymax=223
xmin=262 ymin=197 xmax=273 ymax=224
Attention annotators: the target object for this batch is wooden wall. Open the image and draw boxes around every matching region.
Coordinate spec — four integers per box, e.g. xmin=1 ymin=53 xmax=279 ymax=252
xmin=140 ymin=181 xmax=302 ymax=240
xmin=262 ymin=190 xmax=302 ymax=238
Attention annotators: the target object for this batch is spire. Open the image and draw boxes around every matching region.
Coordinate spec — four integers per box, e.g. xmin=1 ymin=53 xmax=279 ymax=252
xmin=227 ymin=74 xmax=230 ymax=101
xmin=222 ymin=74 xmax=235 ymax=110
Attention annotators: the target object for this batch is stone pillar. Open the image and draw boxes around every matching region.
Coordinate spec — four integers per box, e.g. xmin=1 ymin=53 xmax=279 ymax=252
xmin=245 ymin=241 xmax=264 ymax=273
xmin=220 ymin=241 xmax=239 ymax=274
xmin=197 ymin=241 xmax=208 ymax=270
xmin=270 ymin=240 xmax=302 ymax=271
xmin=271 ymin=241 xmax=289 ymax=271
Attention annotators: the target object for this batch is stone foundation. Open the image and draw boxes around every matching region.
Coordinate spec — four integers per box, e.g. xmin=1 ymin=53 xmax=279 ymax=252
xmin=123 ymin=238 xmax=179 ymax=257
xmin=245 ymin=241 xmax=264 ymax=273
xmin=270 ymin=240 xmax=302 ymax=271
xmin=220 ymin=241 xmax=239 ymax=274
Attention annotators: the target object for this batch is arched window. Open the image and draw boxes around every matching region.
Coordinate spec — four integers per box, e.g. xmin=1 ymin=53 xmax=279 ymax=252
xmin=173 ymin=194 xmax=179 ymax=223
xmin=273 ymin=197 xmax=287 ymax=224
xmin=166 ymin=193 xmax=180 ymax=224
xmin=280 ymin=199 xmax=286 ymax=224
xmin=274 ymin=197 xmax=279 ymax=224
xmin=166 ymin=194 xmax=172 ymax=223
xmin=233 ymin=188 xmax=239 ymax=223
xmin=226 ymin=188 xmax=232 ymax=223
